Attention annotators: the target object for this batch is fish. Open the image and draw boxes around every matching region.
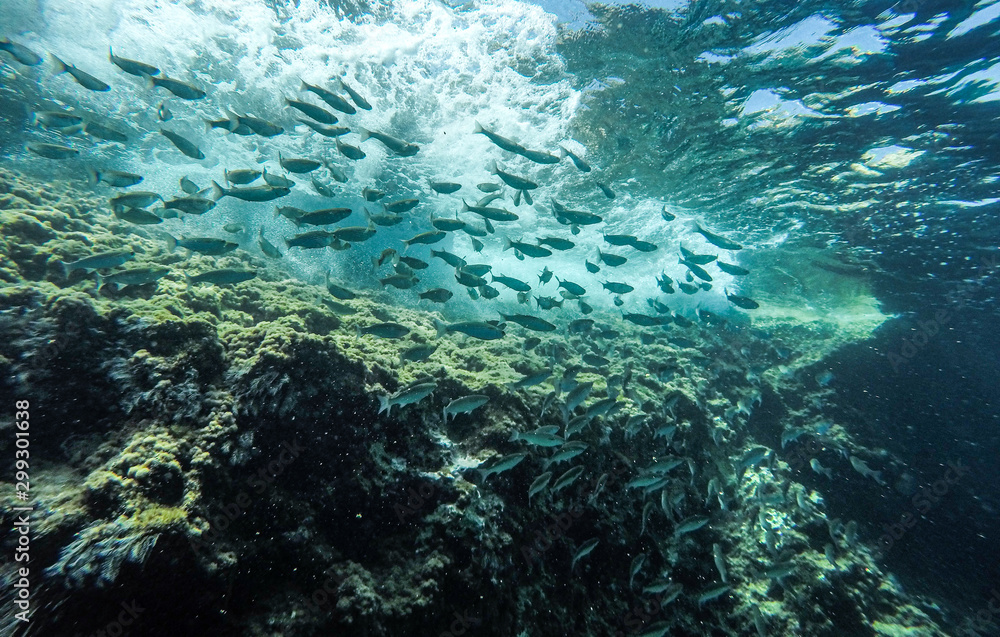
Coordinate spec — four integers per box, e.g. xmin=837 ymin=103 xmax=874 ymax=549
xmin=477 ymin=182 xmax=502 ymax=193
xmin=109 ymin=192 xmax=163 ymax=209
xmin=849 ymin=456 xmax=884 ymax=484
xmin=443 ymin=395 xmax=489 ymax=422
xmin=429 ymin=180 xmax=462 ymax=194
xmin=336 ymin=77 xmax=372 ymax=110
xmin=602 ymin=233 xmax=637 ymax=247
xmin=538 ymin=267 xmax=553 ymax=284
xmin=680 ymin=245 xmax=717 ymax=264
xmin=528 ymin=472 xmax=553 ymax=502
xmin=83 ymin=122 xmax=128 ymax=143
xmin=332 ymin=223 xmax=376 ymax=242
xmin=399 ymin=343 xmax=437 ymax=363
xmin=60 ymin=249 xmax=135 ymax=274
xmin=336 ymin=138 xmax=366 ymax=160
xmin=225 ymin=169 xmax=261 ymax=185
xmin=517 ymin=147 xmax=560 ymax=164
xmin=258 ymin=228 xmax=283 ymax=258
xmin=366 ymin=209 xmax=404 ymax=227
xmin=661 ymin=206 xmax=676 ymax=221
xmin=489 ymin=160 xmax=537 ymax=190
xmin=324 ymin=274 xmax=357 ymax=300
xmin=301 ymin=80 xmax=357 ymax=114
xmin=595 ymin=181 xmax=615 ymax=199
xmin=297 ymin=208 xmax=353 ymax=226
xmin=431 ymin=216 xmax=466 ymax=232
xmin=535 ymin=296 xmax=563 ymax=310
xmin=434 ymin=319 xmax=505 ymax=340
xmin=50 ymin=55 xmax=110 ymax=91
xmin=179 ymin=176 xmax=200 ymax=194
xmin=695 ymin=225 xmax=742 ymax=250
xmin=492 ymin=274 xmax=531 ymax=292
xmin=551 ymin=200 xmax=603 ymax=226
xmin=96 ymin=266 xmax=170 ymax=291
xmin=108 ymin=47 xmax=158 ymax=76
xmin=0 ymin=38 xmax=42 ymax=66
xmin=725 ymin=289 xmax=760 ymax=310
xmin=26 ymin=143 xmax=79 ymax=159
xmin=473 ymin=121 xmax=524 ymax=153
xmin=585 ymin=260 xmax=600 ymax=274
xmin=262 ymin=169 xmax=295 ymax=188
xmin=603 ymin=280 xmax=634 ymax=295
xmin=564 ymin=381 xmax=594 ymax=415
xmin=297 ymin=119 xmax=350 ymax=137
xmin=713 ymin=543 xmax=728 ymax=583
xmin=166 ymin=236 xmax=238 ymax=255
xmin=431 ymin=249 xmax=467 ymax=268
xmin=222 ymin=223 xmax=244 ymax=234
xmin=157 ymin=102 xmax=172 ymax=121
xmin=696 ymin=584 xmax=730 ymax=607
xmin=399 ymin=256 xmax=429 ymax=270
xmin=148 ymin=75 xmax=206 ymax=100
xmin=477 ymin=452 xmax=528 ymax=480
xmin=358 ymin=128 xmax=418 ymax=156
xmin=403 ymin=231 xmax=446 ymax=249
xmin=87 ymin=168 xmax=143 ymax=188
xmin=211 ymin=181 xmax=290 ymax=202
xmin=464 ymin=201 xmax=519 ymax=222
xmin=560 ymin=146 xmax=591 ymax=172
xmin=380 ymin=274 xmax=417 ymax=289
xmin=582 ymin=354 xmax=610 ymax=368
xmin=384 ymin=198 xmax=420 ymax=213
xmin=680 ymin=259 xmax=713 ymax=282
xmin=164 ymin=196 xmax=216 ymax=215
xmin=186 ymin=269 xmax=256 ymax=287
xmin=285 ymin=98 xmax=338 ymax=124
xmin=597 ymin=249 xmax=627 ymax=267
xmin=31 ymin=110 xmax=84 ymax=129
xmin=114 ymin=206 xmax=162 ymax=224
xmin=377 ymin=381 xmax=436 ymax=415
xmin=500 ymin=313 xmax=555 ymax=332
xmin=811 ymin=458 xmax=833 ymax=479
xmin=160 ymin=129 xmax=204 ymax=159
xmin=762 ymin=561 xmax=796 ymax=581
xmin=551 ymin=466 xmax=585 ymax=493
xmin=229 ymin=113 xmax=281 ymax=137
xmin=418 ymin=288 xmax=454 ymax=303
xmin=555 ymin=278 xmax=586 ymax=296
xmin=357 ymin=323 xmax=410 ymax=340
xmin=571 ymin=538 xmax=599 ymax=570
xmin=674 ymin=515 xmax=709 ymax=537
xmin=509 ymin=370 xmax=551 ymax=390
xmin=362 ymin=187 xmax=386 ymax=202
xmin=279 ymin=153 xmax=322 ymax=174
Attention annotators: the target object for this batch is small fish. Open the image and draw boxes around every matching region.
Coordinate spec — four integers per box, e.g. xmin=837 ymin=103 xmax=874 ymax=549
xmin=336 ymin=138 xmax=366 ymax=160
xmin=297 ymin=119 xmax=350 ymax=137
xmin=528 ymin=472 xmax=553 ymax=502
xmin=535 ymin=296 xmax=563 ymax=310
xmin=160 ymin=129 xmax=204 ymax=159
xmin=661 ymin=206 xmax=676 ymax=221
xmin=311 ymin=177 xmax=336 ymax=197
xmin=443 ymin=395 xmax=489 ymax=422
xmin=96 ymin=266 xmax=170 ymax=291
xmin=88 ymin=168 xmax=142 ymax=188
xmin=81 ymin=122 xmax=126 ymax=143
xmin=358 ymin=128 xmax=418 ymax=156
xmin=477 ymin=452 xmax=528 ymax=480
xmin=377 ymin=381 xmax=436 ymax=415
xmin=403 ymin=231 xmax=446 ymax=249
xmin=399 ymin=256 xmax=429 ymax=270
xmin=696 ymin=584 xmax=730 ymax=607
xmin=713 ymin=543 xmax=728 ymax=583
xmin=212 ymin=181 xmax=290 ymax=202
xmin=333 ymin=223 xmax=376 ymax=242
xmin=725 ymin=289 xmax=760 ymax=310
xmin=473 ymin=121 xmax=524 ymax=153
xmin=380 ymin=274 xmax=418 ymax=289
xmin=399 ymin=343 xmax=437 ymax=363
xmin=50 ymin=55 xmax=110 ymax=91
xmin=279 ymin=153 xmax=322 ymax=174
xmin=262 ymin=169 xmax=295 ymax=188
xmin=110 ymin=191 xmax=163 ymax=209
xmin=492 ymin=274 xmax=531 ymax=292
xmin=108 ymin=47 xmax=158 ymax=76
xmin=258 ymin=227 xmax=283 ymax=258
xmin=225 ymin=169 xmax=261 ymax=185
xmin=336 ymin=77 xmax=372 ymax=110
xmin=301 ymin=80 xmax=357 ymax=113
xmin=164 ymin=196 xmax=216 ymax=215
xmin=695 ymin=225 xmax=743 ymax=251
xmin=148 ymin=75 xmax=206 ymax=100
xmin=538 ymin=267 xmax=553 ymax=284
xmin=384 ymin=198 xmax=420 ymax=213
xmin=166 ymin=236 xmax=238 ymax=255
xmin=429 ymin=180 xmax=462 ymax=194
xmin=357 ymin=322 xmax=410 ymax=340
xmin=849 ymin=456 xmax=884 ymax=484
xmin=431 ymin=216 xmax=466 ymax=232
xmin=490 ymin=160 xmax=537 ymax=190
xmin=186 ymin=269 xmax=256 ymax=287
xmin=178 ymin=176 xmax=200 ymax=194
xmin=157 ymin=102 xmax=172 ymax=121
xmin=431 ymin=249 xmax=467 ymax=268
xmin=0 ymin=38 xmax=42 ymax=66
xmin=680 ymin=245 xmax=717 ymax=264
xmin=560 ymin=145 xmax=591 ymax=172
xmin=60 ymin=249 xmax=135 ymax=274
xmin=571 ymin=538 xmax=599 ymax=570
xmin=556 ymin=278 xmax=586 ymax=296
xmin=464 ymin=201 xmax=518 ymax=222
xmin=499 ymin=313 xmax=555 ymax=332
xmin=324 ymin=274 xmax=357 ymax=300
xmin=362 ymin=187 xmax=386 ymax=202
xmin=674 ymin=515 xmax=709 ymax=537
xmin=537 ymin=237 xmax=575 ymax=251
xmin=595 ymin=181 xmax=615 ymax=199
xmin=547 ymin=440 xmax=588 ymax=463
xmin=285 ymin=98 xmax=338 ymax=124
xmin=598 ymin=249 xmax=627 ymax=267
xmin=810 ymin=458 xmax=833 ymax=479
xmin=585 ymin=260 xmax=600 ymax=274
xmin=26 ymin=143 xmax=78 ymax=159
xmin=297 ymin=208 xmax=353 ymax=226
xmin=477 ymin=182 xmax=502 ymax=193
xmin=551 ymin=465 xmax=585 ymax=493
xmin=418 ymin=288 xmax=453 ymax=303
xmin=509 ymin=370 xmax=551 ymax=390
xmin=434 ymin=319 xmax=504 ymax=340
xmin=222 ymin=223 xmax=245 ymax=234
xmin=113 ymin=206 xmax=162 ymax=225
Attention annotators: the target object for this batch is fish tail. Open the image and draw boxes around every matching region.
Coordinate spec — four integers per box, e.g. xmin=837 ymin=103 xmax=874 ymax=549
xmin=377 ymin=394 xmax=390 ymax=415
xmin=49 ymin=54 xmax=67 ymax=75
xmin=442 ymin=407 xmax=448 ymax=423
xmin=558 ymin=145 xmax=568 ymax=158
xmin=488 ymin=159 xmax=498 ymax=174
xmin=473 ymin=120 xmax=484 ymax=134
xmin=93 ymin=272 xmax=104 ymax=292
xmin=507 ymin=430 xmax=519 ymax=442
xmin=145 ymin=73 xmax=157 ymax=90
xmin=210 ymin=180 xmax=225 ymax=202
xmin=460 ymin=199 xmax=470 ymax=213
xmin=357 ymin=127 xmax=370 ymax=142
xmin=203 ymin=118 xmax=215 ymax=134
xmin=165 ymin=234 xmax=177 ymax=253
xmin=433 ymin=318 xmax=447 ymax=338
xmin=355 ymin=325 xmax=363 ymax=340
xmin=502 ymin=237 xmax=513 ymax=252
xmin=184 ymin=273 xmax=193 ymax=290
xmin=85 ymin=167 xmax=100 ymax=186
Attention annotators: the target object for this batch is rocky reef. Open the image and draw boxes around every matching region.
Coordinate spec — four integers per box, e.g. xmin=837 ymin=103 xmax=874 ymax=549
xmin=0 ymin=168 xmax=955 ymax=636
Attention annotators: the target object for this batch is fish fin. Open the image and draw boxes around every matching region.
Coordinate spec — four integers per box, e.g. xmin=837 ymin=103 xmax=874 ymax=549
xmin=184 ymin=273 xmax=193 ymax=290
xmin=460 ymin=199 xmax=470 ymax=212
xmin=558 ymin=145 xmax=568 ymax=158
xmin=488 ymin=159 xmax=498 ymax=174
xmin=507 ymin=430 xmax=519 ymax=442
xmin=49 ymin=54 xmax=67 ymax=75
xmin=144 ymin=73 xmax=157 ymax=89
xmin=502 ymin=237 xmax=513 ymax=252
xmin=210 ymin=181 xmax=225 ymax=202
xmin=357 ymin=127 xmax=370 ymax=142
xmin=203 ymin=118 xmax=216 ymax=134
xmin=108 ymin=46 xmax=114 ymax=62
xmin=165 ymin=234 xmax=177 ymax=253
xmin=433 ymin=318 xmax=447 ymax=338
xmin=473 ymin=120 xmax=484 ymax=133
xmin=85 ymin=167 xmax=99 ymax=186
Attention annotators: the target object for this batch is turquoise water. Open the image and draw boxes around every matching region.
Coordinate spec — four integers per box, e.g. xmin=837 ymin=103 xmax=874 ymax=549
xmin=1 ymin=0 xmax=999 ymax=635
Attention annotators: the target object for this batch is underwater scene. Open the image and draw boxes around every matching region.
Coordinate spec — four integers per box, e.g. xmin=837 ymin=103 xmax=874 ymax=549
xmin=1 ymin=0 xmax=999 ymax=634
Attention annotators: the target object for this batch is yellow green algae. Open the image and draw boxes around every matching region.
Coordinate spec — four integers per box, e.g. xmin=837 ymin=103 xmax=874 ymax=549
xmin=0 ymin=168 xmax=950 ymax=635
